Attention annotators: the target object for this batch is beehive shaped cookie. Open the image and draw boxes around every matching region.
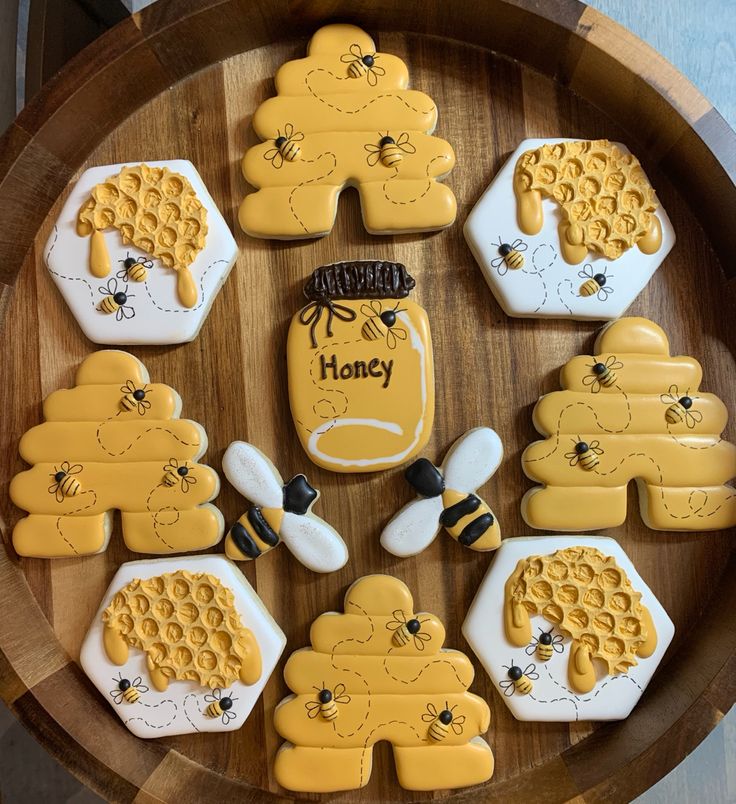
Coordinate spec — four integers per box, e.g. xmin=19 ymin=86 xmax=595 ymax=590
xmin=46 ymin=160 xmax=237 ymax=344
xmin=463 ymin=536 xmax=674 ymax=722
xmin=80 ymin=555 xmax=286 ymax=738
xmin=239 ymin=24 xmax=456 ymax=238
xmin=521 ymin=317 xmax=736 ymax=531
xmin=274 ymin=575 xmax=494 ymax=792
xmin=10 ymin=350 xmax=224 ymax=557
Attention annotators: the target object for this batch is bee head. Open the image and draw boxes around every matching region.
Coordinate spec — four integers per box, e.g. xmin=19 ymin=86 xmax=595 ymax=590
xmin=592 ymin=362 xmax=607 ymax=375
xmin=380 ymin=309 xmax=397 ymax=327
xmin=593 ymin=273 xmax=607 ymax=286
xmin=283 ymin=474 xmax=318 ymax=515
xmin=220 ymin=696 xmax=233 ymax=711
xmin=499 ymin=243 xmax=512 ymax=256
xmin=405 ymin=458 xmax=444 ymax=498
xmin=575 ymin=441 xmax=589 ymax=454
xmin=318 ymin=689 xmax=332 ymax=704
xmin=507 ymin=665 xmax=522 ymax=681
xmin=275 ymin=136 xmax=287 ymax=148
xmin=113 ymin=291 xmax=128 ymax=305
xmin=679 ymin=396 xmax=693 ymax=409
xmin=539 ymin=631 xmax=553 ymax=645
xmin=379 ymin=135 xmax=395 ymax=147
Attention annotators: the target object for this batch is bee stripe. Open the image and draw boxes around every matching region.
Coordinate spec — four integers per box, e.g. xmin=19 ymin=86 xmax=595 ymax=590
xmin=363 ymin=318 xmax=383 ymax=340
xmin=230 ymin=522 xmax=261 ymax=558
xmin=439 ymin=494 xmax=481 ymax=527
xmin=458 ymin=513 xmax=494 ymax=546
xmin=247 ymin=507 xmax=280 ymax=547
xmin=428 ymin=723 xmax=447 ymax=740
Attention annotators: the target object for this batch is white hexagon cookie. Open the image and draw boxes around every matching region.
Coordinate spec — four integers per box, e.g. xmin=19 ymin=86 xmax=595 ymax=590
xmin=80 ymin=555 xmax=286 ymax=738
xmin=46 ymin=160 xmax=238 ymax=344
xmin=462 ymin=536 xmax=674 ymax=721
xmin=464 ymin=139 xmax=675 ymax=320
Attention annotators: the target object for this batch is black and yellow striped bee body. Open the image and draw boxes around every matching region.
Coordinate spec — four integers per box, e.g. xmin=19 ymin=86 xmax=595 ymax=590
xmin=123 ymin=685 xmax=141 ymax=703
xmin=163 ymin=463 xmax=191 ymax=487
xmin=379 ymin=136 xmax=404 ymax=167
xmin=665 ymin=396 xmax=692 ymax=424
xmin=99 ymin=290 xmax=129 ymax=314
xmin=109 ymin=676 xmax=149 ymax=706
xmin=392 ymin=618 xmax=420 ymax=647
xmin=275 ymin=135 xmax=301 ymax=163
xmin=422 ymin=702 xmax=465 ymax=742
xmin=348 ymin=54 xmax=373 ymax=78
xmin=318 ymin=689 xmax=338 ymax=721
xmin=579 ymin=274 xmax=607 ymax=297
xmin=536 ymin=641 xmax=553 ymax=662
xmin=498 ymin=242 xmax=525 ymax=270
xmin=121 ymin=387 xmax=147 ymax=412
xmin=592 ymin=361 xmax=617 ymax=387
xmin=124 ymin=257 xmax=148 ymax=282
xmin=565 ymin=440 xmax=604 ymax=471
xmin=56 ymin=471 xmax=80 ymax=497
xmin=207 ymin=697 xmax=233 ymax=719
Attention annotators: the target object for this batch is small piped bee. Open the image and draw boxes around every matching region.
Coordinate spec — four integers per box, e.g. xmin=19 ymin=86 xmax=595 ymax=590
xmin=120 ymin=379 xmax=151 ymax=414
xmin=48 ymin=461 xmax=82 ymax=501
xmin=525 ymin=628 xmax=564 ymax=662
xmin=109 ymin=674 xmax=148 ymax=705
xmin=500 ymin=661 xmax=538 ymax=696
xmin=162 ymin=458 xmax=196 ymax=491
xmin=422 ymin=702 xmax=465 ymax=741
xmin=117 ymin=254 xmax=152 ymax=283
xmin=582 ymin=355 xmax=623 ymax=392
xmin=578 ymin=264 xmax=614 ymax=300
xmin=661 ymin=385 xmax=703 ymax=428
xmin=387 ymin=609 xmax=432 ymax=650
xmin=265 ymin=123 xmax=304 ymax=168
xmin=305 ymin=683 xmax=351 ymax=721
xmin=340 ymin=43 xmax=386 ymax=85
xmin=204 ymin=688 xmax=238 ymax=724
xmin=360 ymin=299 xmax=408 ymax=349
xmin=490 ymin=238 xmax=527 ymax=275
xmin=565 ymin=438 xmax=604 ymax=471
xmin=98 ymin=278 xmax=135 ymax=320
xmin=364 ymin=131 xmax=416 ymax=168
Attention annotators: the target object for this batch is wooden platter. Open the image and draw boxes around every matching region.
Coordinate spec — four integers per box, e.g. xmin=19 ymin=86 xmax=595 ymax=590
xmin=1 ymin=1 xmax=735 ymax=801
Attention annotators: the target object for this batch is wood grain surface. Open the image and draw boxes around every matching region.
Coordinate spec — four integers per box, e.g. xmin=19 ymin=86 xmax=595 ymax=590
xmin=0 ymin=1 xmax=735 ymax=802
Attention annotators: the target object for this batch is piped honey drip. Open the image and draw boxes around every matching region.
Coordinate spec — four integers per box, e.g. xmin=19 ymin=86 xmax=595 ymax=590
xmin=513 ymin=140 xmax=661 ymax=263
xmin=504 ymin=546 xmax=656 ymax=694
xmin=77 ymin=164 xmax=208 ymax=308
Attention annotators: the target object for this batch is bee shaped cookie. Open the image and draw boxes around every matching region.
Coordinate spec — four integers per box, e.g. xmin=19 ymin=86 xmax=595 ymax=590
xmin=381 ymin=427 xmax=503 ymax=557
xmin=287 ymin=260 xmax=434 ymax=473
xmin=222 ymin=441 xmax=348 ymax=573
xmin=239 ymin=23 xmax=456 ymax=238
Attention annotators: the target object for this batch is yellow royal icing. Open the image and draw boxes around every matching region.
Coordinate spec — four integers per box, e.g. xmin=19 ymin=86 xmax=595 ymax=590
xmin=10 ymin=350 xmax=223 ymax=557
xmin=274 ymin=575 xmax=494 ymax=792
xmin=521 ymin=317 xmax=736 ymax=531
xmin=239 ymin=24 xmax=456 ymax=238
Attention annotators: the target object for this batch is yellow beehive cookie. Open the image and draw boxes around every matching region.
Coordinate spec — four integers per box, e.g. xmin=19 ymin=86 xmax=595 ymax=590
xmin=77 ymin=163 xmax=208 ymax=307
xmin=102 ymin=570 xmax=262 ymax=691
xmin=504 ymin=546 xmax=657 ymax=693
xmin=239 ymin=24 xmax=456 ymax=238
xmin=521 ymin=317 xmax=736 ymax=531
xmin=513 ymin=139 xmax=662 ymax=263
xmin=273 ymin=575 xmax=494 ymax=793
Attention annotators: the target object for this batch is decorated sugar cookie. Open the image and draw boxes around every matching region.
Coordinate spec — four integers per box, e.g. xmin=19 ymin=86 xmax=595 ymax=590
xmin=45 ymin=161 xmax=237 ymax=344
xmin=521 ymin=317 xmax=736 ymax=531
xmin=463 ymin=536 xmax=674 ymax=721
xmin=221 ymin=441 xmax=348 ymax=572
xmin=80 ymin=555 xmax=286 ymax=738
xmin=381 ymin=427 xmax=503 ymax=557
xmin=287 ymin=260 xmax=434 ymax=473
xmin=10 ymin=350 xmax=224 ymax=557
xmin=464 ymin=139 xmax=675 ymax=319
xmin=239 ymin=24 xmax=456 ymax=238
xmin=274 ymin=575 xmax=494 ymax=792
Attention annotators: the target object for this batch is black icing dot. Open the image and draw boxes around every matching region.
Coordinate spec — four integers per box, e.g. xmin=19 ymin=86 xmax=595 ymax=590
xmin=679 ymin=396 xmax=693 ymax=409
xmin=124 ymin=257 xmax=136 ymax=269
xmin=379 ymin=135 xmax=395 ymax=147
xmin=540 ymin=632 xmax=553 ymax=645
xmin=118 ymin=679 xmax=131 ymax=691
xmin=275 ymin=136 xmax=287 ymax=147
xmin=439 ymin=709 xmax=453 ymax=725
xmin=362 ymin=54 xmax=375 ymax=67
xmin=499 ymin=243 xmax=512 ymax=256
xmin=593 ymin=362 xmax=607 ymax=375
xmin=380 ymin=310 xmax=397 ymax=327
xmin=220 ymin=696 xmax=233 ymax=711
xmin=508 ymin=665 xmax=522 ymax=681
xmin=318 ymin=689 xmax=332 ymax=704
xmin=177 ymin=466 xmax=189 ymax=476
xmin=133 ymin=389 xmax=145 ymax=401
xmin=575 ymin=441 xmax=590 ymax=454
xmin=54 ymin=471 xmax=65 ymax=482
xmin=594 ymin=273 xmax=607 ymax=286
xmin=407 ymin=619 xmax=421 ymax=635
xmin=113 ymin=291 xmax=128 ymax=305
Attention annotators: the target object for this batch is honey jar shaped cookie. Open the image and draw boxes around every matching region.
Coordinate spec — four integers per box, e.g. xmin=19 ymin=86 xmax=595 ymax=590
xmin=287 ymin=261 xmax=434 ymax=472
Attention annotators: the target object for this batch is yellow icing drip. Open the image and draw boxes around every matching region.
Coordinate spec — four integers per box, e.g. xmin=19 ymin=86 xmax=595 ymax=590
xmin=89 ymin=229 xmax=111 ymax=277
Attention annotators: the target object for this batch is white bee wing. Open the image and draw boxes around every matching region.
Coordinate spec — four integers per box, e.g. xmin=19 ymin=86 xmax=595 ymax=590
xmin=380 ymin=497 xmax=443 ymax=557
xmin=442 ymin=427 xmax=504 ymax=493
xmin=222 ymin=441 xmax=284 ymax=508
xmin=279 ymin=512 xmax=348 ymax=573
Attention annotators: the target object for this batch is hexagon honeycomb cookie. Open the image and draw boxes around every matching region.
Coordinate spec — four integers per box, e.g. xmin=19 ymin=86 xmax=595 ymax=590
xmin=45 ymin=160 xmax=238 ymax=345
xmin=462 ymin=536 xmax=674 ymax=722
xmin=80 ymin=555 xmax=286 ymax=738
xmin=464 ymin=139 xmax=675 ymax=320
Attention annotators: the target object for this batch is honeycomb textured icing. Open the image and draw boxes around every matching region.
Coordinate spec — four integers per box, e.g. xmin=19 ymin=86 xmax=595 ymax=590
xmin=102 ymin=570 xmax=261 ymax=690
xmin=521 ymin=317 xmax=736 ymax=531
xmin=273 ymin=575 xmax=494 ymax=792
xmin=239 ymin=24 xmax=456 ymax=238
xmin=9 ymin=350 xmax=223 ymax=557
xmin=514 ymin=140 xmax=660 ymax=261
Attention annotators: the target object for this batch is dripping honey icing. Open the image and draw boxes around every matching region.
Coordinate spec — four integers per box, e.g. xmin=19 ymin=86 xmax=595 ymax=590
xmin=76 ymin=163 xmax=208 ymax=307
xmin=287 ymin=260 xmax=435 ymax=473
